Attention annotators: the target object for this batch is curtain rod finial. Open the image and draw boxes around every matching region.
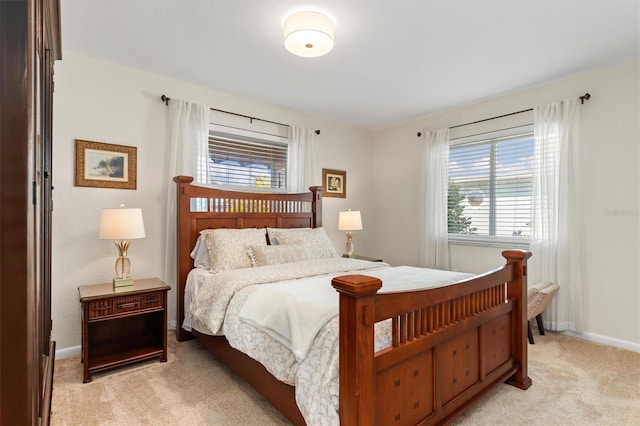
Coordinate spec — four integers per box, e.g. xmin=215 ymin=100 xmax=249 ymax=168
xmin=315 ymin=129 xmax=320 ymax=135
xmin=580 ymin=93 xmax=591 ymax=104
xmin=161 ymin=94 xmax=170 ymax=106
xmin=417 ymin=132 xmax=422 ymax=137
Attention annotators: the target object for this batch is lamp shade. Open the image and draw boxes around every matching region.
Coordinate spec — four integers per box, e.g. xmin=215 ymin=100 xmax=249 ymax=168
xmin=99 ymin=207 xmax=146 ymax=240
xmin=338 ymin=210 xmax=363 ymax=231
xmin=284 ymin=11 xmax=334 ymax=57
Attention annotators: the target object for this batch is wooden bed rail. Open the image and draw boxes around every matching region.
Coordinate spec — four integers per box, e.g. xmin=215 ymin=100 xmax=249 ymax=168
xmin=332 ymin=250 xmax=532 ymax=425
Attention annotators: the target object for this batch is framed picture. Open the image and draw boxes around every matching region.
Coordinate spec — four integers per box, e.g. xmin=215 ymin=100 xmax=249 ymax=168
xmin=322 ymin=168 xmax=346 ymax=198
xmin=75 ymin=140 xmax=137 ymax=190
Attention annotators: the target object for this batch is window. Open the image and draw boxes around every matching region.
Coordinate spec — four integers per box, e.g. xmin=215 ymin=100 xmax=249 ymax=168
xmin=448 ymin=132 xmax=534 ymax=244
xmin=207 ymin=134 xmax=287 ymax=190
xmin=204 ymin=110 xmax=290 ymax=191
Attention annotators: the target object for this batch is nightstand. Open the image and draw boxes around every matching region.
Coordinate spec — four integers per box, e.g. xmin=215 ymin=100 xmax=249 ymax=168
xmin=342 ymin=254 xmax=384 ymax=262
xmin=78 ymin=277 xmax=170 ymax=383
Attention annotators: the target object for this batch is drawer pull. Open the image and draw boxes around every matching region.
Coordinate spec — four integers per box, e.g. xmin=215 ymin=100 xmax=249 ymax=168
xmin=118 ymin=302 xmax=139 ymax=310
xmin=94 ymin=306 xmax=110 ymax=311
xmin=144 ymin=298 xmax=160 ymax=304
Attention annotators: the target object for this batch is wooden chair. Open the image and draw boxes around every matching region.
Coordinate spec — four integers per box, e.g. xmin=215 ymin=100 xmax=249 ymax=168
xmin=527 ymin=281 xmax=560 ymax=344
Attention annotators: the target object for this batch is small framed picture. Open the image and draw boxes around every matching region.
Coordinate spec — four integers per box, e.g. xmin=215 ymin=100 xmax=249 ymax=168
xmin=75 ymin=140 xmax=137 ymax=190
xmin=322 ymin=168 xmax=346 ymax=198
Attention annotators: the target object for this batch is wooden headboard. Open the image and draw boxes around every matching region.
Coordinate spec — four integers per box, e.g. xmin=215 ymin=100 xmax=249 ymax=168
xmin=173 ymin=175 xmax=324 ymax=341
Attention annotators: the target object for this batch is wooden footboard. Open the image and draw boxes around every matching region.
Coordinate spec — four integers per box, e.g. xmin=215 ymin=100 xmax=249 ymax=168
xmin=332 ymin=250 xmax=532 ymax=425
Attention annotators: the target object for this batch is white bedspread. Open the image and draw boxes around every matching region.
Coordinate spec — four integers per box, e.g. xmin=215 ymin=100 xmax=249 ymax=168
xmin=186 ymin=259 xmax=474 ymax=425
xmin=239 ymin=277 xmax=340 ymax=362
xmin=239 ymin=266 xmax=474 ymax=362
xmin=182 ymin=267 xmax=210 ymax=333
xmin=186 ymin=258 xmax=388 ymax=386
xmin=188 ymin=257 xmax=386 ymax=336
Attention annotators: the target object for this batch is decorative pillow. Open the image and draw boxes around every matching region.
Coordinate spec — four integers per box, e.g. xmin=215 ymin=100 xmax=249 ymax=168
xmin=268 ymin=227 xmax=339 ymax=259
xmin=203 ymin=228 xmax=267 ymax=273
xmin=266 ymin=227 xmax=312 ymax=245
xmin=246 ymin=244 xmax=312 ymax=267
xmin=190 ymin=235 xmax=210 ymax=269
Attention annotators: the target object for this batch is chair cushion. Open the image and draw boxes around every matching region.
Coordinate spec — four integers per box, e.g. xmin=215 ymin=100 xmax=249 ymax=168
xmin=527 ymin=281 xmax=560 ymax=320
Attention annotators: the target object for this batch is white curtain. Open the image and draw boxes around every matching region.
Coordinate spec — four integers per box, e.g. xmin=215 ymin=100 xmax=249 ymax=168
xmin=530 ymin=98 xmax=584 ymax=333
xmin=419 ymin=128 xmax=450 ymax=270
xmin=287 ymin=125 xmax=316 ymax=192
xmin=163 ymin=100 xmax=209 ymax=289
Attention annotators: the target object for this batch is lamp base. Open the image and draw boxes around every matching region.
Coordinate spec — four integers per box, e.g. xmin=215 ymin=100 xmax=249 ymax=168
xmin=345 ymin=239 xmax=354 ymax=257
xmin=113 ymin=277 xmax=134 ymax=289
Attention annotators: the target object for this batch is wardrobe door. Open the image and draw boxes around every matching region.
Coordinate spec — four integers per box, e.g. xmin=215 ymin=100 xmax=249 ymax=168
xmin=0 ymin=0 xmax=60 ymax=424
xmin=0 ymin=1 xmax=37 ymax=423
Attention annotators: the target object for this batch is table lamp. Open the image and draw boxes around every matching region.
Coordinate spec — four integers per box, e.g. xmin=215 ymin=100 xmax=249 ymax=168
xmin=338 ymin=209 xmax=363 ymax=257
xmin=99 ymin=205 xmax=146 ymax=288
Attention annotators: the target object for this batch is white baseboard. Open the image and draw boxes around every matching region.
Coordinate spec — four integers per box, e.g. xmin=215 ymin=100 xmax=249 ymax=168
xmin=168 ymin=320 xmax=177 ymax=331
xmin=562 ymin=331 xmax=640 ymax=353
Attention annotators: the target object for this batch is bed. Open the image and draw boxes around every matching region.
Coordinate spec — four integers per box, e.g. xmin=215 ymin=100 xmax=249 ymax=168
xmin=174 ymin=175 xmax=532 ymax=425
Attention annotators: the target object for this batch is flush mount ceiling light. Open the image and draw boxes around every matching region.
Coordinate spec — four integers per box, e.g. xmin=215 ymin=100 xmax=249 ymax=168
xmin=284 ymin=11 xmax=334 ymax=58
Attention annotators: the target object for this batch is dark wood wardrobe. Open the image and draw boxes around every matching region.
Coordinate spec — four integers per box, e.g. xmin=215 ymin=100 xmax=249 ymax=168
xmin=0 ymin=0 xmax=61 ymax=424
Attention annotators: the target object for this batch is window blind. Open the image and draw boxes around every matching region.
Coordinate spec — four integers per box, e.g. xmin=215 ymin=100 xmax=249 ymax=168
xmin=448 ymin=133 xmax=534 ymax=239
xmin=208 ymin=134 xmax=288 ymax=189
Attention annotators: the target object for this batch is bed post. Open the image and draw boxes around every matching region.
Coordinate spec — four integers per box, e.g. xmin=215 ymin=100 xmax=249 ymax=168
xmin=174 ymin=175 xmax=195 ymax=342
xmin=502 ymin=249 xmax=533 ymax=390
xmin=309 ymin=186 xmax=323 ymax=228
xmin=331 ymin=274 xmax=382 ymax=426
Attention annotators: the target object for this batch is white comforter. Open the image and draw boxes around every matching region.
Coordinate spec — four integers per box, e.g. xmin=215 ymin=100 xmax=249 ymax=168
xmin=189 ymin=258 xmax=386 ymax=335
xmin=186 ymin=258 xmax=473 ymax=425
xmin=239 ymin=265 xmax=476 ymax=363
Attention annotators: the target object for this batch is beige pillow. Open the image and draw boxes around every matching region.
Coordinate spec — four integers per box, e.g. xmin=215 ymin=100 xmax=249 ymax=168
xmin=266 ymin=227 xmax=312 ymax=245
xmin=203 ymin=228 xmax=267 ymax=273
xmin=268 ymin=227 xmax=338 ymax=259
xmin=246 ymin=244 xmax=312 ymax=267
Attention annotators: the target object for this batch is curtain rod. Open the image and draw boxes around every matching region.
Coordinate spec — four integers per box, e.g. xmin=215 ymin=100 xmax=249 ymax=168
xmin=416 ymin=92 xmax=591 ymax=137
xmin=161 ymin=94 xmax=321 ymax=135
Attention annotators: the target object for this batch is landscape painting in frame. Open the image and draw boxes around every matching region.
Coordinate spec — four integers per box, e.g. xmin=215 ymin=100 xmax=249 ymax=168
xmin=322 ymin=168 xmax=346 ymax=198
xmin=75 ymin=140 xmax=137 ymax=189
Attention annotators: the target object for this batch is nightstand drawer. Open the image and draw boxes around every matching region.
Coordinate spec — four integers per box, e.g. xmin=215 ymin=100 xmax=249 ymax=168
xmin=127 ymin=292 xmax=164 ymax=311
xmin=87 ymin=292 xmax=164 ymax=319
xmin=114 ymin=295 xmax=143 ymax=314
xmin=88 ymin=300 xmax=114 ymax=319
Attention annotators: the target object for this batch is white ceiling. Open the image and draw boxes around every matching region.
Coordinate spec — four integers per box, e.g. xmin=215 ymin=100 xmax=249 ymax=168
xmin=60 ymin=0 xmax=639 ymax=130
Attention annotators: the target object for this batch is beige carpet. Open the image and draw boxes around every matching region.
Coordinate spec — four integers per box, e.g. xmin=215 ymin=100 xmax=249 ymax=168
xmin=51 ymin=332 xmax=640 ymax=425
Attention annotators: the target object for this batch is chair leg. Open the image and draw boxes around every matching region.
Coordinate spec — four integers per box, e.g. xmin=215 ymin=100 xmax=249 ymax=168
xmin=536 ymin=313 xmax=545 ymax=336
xmin=527 ymin=320 xmax=534 ymax=344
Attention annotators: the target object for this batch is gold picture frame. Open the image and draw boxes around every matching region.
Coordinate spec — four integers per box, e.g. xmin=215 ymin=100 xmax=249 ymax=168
xmin=75 ymin=139 xmax=137 ymax=190
xmin=322 ymin=168 xmax=346 ymax=198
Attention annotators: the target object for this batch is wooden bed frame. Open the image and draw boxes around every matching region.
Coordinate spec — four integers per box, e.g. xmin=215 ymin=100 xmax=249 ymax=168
xmin=174 ymin=175 xmax=532 ymax=425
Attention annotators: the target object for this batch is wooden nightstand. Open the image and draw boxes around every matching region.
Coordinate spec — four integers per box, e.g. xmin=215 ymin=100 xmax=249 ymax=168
xmin=342 ymin=254 xmax=384 ymax=262
xmin=78 ymin=277 xmax=170 ymax=383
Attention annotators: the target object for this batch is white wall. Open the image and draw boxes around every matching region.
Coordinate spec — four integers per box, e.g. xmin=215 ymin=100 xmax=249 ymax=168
xmin=52 ymin=53 xmax=639 ymax=354
xmin=371 ymin=60 xmax=640 ymax=348
xmin=52 ymin=52 xmax=375 ymax=353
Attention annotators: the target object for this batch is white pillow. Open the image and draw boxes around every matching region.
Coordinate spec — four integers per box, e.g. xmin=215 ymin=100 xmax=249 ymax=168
xmin=246 ymin=244 xmax=312 ymax=267
xmin=190 ymin=235 xmax=210 ymax=269
xmin=268 ymin=227 xmax=338 ymax=259
xmin=266 ymin=227 xmax=312 ymax=245
xmin=203 ymin=228 xmax=267 ymax=273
